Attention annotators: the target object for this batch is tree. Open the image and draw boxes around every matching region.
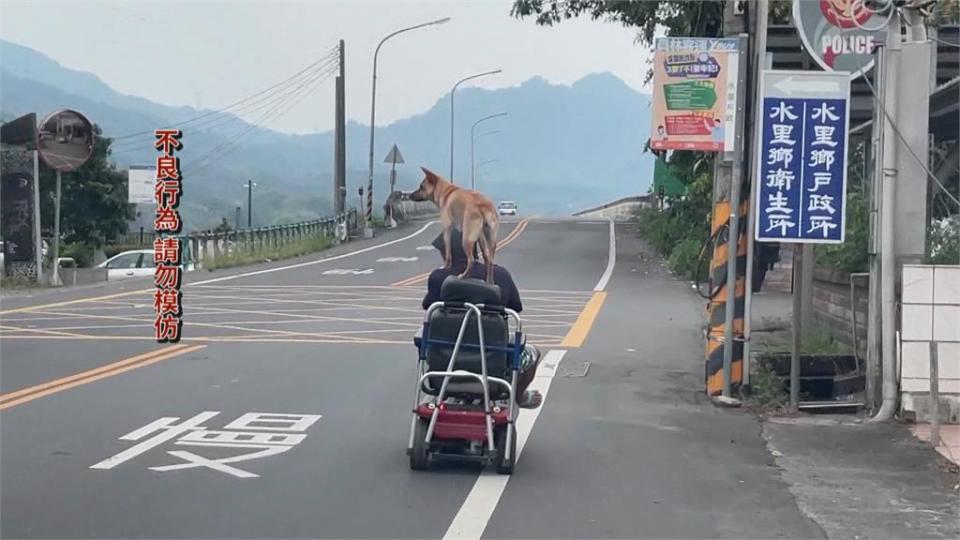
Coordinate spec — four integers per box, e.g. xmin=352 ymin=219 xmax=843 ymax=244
xmin=213 ymin=217 xmax=232 ymax=234
xmin=39 ymin=125 xmax=135 ymax=247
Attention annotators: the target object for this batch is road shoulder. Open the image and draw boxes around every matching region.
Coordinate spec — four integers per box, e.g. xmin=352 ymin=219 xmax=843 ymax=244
xmin=763 ymin=415 xmax=960 ymax=539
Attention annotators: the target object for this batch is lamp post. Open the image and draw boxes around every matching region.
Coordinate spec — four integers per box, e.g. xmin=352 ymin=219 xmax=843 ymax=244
xmin=366 ymin=17 xmax=450 ymax=232
xmin=448 ymin=69 xmax=501 ymax=181
xmin=473 ymin=159 xmax=498 ymax=190
xmin=242 ymin=180 xmax=257 ymax=227
xmin=471 ymin=129 xmax=500 ymax=189
xmin=470 ymin=112 xmax=507 ymax=189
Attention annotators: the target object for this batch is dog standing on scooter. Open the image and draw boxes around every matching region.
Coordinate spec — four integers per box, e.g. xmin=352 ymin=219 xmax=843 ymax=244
xmin=408 ymin=167 xmax=499 ymax=284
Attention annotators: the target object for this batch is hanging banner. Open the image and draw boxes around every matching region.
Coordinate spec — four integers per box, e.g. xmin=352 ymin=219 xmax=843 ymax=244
xmin=650 ymin=37 xmax=740 ymax=152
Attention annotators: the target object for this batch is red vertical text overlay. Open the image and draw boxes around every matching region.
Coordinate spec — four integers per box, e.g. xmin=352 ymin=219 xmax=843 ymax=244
xmin=153 ymin=129 xmax=183 ymax=342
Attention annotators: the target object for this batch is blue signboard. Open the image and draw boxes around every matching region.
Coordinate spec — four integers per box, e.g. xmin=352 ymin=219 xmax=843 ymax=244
xmin=755 ymin=71 xmax=851 ymax=244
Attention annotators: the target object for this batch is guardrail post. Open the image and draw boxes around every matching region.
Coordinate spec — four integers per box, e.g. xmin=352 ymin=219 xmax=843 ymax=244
xmin=213 ymin=233 xmax=222 ymax=261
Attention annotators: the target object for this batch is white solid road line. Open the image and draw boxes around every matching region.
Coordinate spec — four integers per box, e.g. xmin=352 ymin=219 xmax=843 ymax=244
xmin=191 ymin=221 xmax=436 ymax=286
xmin=443 ymin=349 xmax=567 ymax=540
xmin=593 ymin=218 xmax=616 ymax=291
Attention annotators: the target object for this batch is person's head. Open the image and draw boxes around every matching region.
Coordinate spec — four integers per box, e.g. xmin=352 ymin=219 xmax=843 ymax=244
xmin=657 ymin=125 xmax=665 ymax=135
xmin=432 ymin=228 xmax=479 ymax=265
xmin=714 ymin=118 xmax=722 ymax=126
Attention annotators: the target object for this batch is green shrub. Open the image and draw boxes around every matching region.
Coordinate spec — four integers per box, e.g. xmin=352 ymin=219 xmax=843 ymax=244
xmin=928 ymin=216 xmax=959 ymax=264
xmin=668 ymin=238 xmax=705 ymax=281
xmin=202 ymin=234 xmax=332 ymax=271
xmin=815 ymin=187 xmax=869 ymax=273
xmin=748 ymin=357 xmax=788 ymax=411
xmin=60 ymin=242 xmax=96 ymax=267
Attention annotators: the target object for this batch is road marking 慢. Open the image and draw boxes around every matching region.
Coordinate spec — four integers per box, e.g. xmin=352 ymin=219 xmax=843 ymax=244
xmin=443 ymin=349 xmax=567 ymax=540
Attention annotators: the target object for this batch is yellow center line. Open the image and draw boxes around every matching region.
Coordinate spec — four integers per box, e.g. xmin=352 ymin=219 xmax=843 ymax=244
xmin=560 ymin=291 xmax=608 ymax=348
xmin=0 ymin=289 xmax=152 ymax=316
xmin=392 ymin=218 xmax=530 ymax=287
xmin=0 ymin=344 xmax=206 ymax=411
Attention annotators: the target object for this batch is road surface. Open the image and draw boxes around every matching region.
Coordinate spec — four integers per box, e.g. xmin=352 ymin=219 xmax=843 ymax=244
xmin=0 ymin=217 xmax=822 ymax=538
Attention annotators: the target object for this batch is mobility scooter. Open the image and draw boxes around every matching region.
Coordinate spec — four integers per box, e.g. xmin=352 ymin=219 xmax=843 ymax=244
xmin=409 ymin=276 xmax=524 ymax=474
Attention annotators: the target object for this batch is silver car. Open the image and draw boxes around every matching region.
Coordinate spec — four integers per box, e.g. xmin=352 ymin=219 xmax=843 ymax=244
xmin=497 ymin=201 xmax=518 ymax=216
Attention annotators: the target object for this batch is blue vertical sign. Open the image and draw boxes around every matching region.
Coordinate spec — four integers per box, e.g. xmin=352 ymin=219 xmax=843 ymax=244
xmin=755 ymin=71 xmax=851 ymax=243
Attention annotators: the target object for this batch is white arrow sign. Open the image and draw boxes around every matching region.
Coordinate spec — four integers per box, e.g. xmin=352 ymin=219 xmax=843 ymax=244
xmin=322 ymin=268 xmax=374 ymax=275
xmin=377 ymin=257 xmax=418 ymax=262
xmin=771 ymin=76 xmax=842 ymax=96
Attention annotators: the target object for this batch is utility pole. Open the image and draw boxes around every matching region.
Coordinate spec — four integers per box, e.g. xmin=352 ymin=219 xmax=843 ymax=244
xmin=872 ymin=9 xmax=903 ymax=422
xmin=742 ymin=0 xmax=770 ymax=389
xmin=334 ymin=39 xmax=346 ymax=216
xmin=244 ymin=180 xmax=256 ymax=227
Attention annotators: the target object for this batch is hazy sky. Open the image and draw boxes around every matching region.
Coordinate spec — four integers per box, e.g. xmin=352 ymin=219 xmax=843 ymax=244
xmin=0 ymin=0 xmax=652 ymax=134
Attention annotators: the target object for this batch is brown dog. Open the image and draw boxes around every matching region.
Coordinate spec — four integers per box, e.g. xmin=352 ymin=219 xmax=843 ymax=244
xmin=408 ymin=167 xmax=499 ymax=283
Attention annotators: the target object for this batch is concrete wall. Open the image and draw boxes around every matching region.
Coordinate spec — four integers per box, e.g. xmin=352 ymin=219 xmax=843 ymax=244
xmin=900 ymin=264 xmax=960 ymax=423
xmin=386 ymin=193 xmax=438 ymax=223
xmin=573 ymin=196 xmax=654 ymax=221
xmin=811 ymin=267 xmax=869 ymax=359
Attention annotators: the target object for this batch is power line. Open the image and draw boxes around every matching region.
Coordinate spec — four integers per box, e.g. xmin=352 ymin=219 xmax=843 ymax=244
xmin=861 ymin=73 xmax=960 ymax=207
xmin=186 ymin=63 xmax=339 ymax=175
xmin=108 ymin=53 xmax=340 ymax=155
xmin=108 ymin=46 xmax=339 ymax=143
xmin=188 ymin=66 xmax=336 ymax=174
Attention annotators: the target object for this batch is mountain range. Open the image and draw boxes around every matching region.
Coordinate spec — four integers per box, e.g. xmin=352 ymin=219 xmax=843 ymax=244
xmin=0 ymin=39 xmax=655 ymax=231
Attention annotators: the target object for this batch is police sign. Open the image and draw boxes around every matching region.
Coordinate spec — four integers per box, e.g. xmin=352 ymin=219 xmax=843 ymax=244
xmin=755 ymin=70 xmax=851 ymax=244
xmin=793 ymin=0 xmax=887 ymax=79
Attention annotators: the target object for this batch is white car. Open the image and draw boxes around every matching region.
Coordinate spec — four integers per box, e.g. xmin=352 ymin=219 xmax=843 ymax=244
xmin=97 ymin=249 xmax=194 ymax=281
xmin=497 ymin=201 xmax=518 ymax=216
xmin=97 ymin=249 xmax=155 ymax=281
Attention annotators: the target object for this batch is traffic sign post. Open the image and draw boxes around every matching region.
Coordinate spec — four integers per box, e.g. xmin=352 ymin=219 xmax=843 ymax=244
xmin=754 ymin=70 xmax=851 ymax=244
xmin=383 ymin=144 xmax=404 ymax=229
xmin=753 ymin=70 xmax=851 ymax=409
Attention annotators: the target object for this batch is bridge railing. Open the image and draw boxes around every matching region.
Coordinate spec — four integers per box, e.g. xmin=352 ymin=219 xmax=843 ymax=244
xmin=120 ymin=209 xmax=360 ymax=269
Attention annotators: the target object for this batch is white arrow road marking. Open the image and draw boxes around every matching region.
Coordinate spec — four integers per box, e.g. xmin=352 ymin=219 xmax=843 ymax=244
xmin=443 ymin=349 xmax=567 ymax=540
xmin=321 ymin=268 xmax=374 ymax=275
xmin=192 ymin=221 xmax=435 ymax=285
xmin=416 ymin=245 xmax=434 ymax=251
xmin=377 ymin=257 xmax=418 ymax=262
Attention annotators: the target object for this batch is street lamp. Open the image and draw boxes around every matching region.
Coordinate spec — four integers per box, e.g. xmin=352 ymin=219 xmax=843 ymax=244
xmin=470 ymin=112 xmax=507 ymax=189
xmin=472 ymin=129 xmax=500 ymax=189
xmin=448 ymin=69 xmax=501 ymax=181
xmin=242 ymin=180 xmax=257 ymax=227
xmin=474 ymin=159 xmax=498 ymax=190
xmin=366 ymin=17 xmax=450 ymax=230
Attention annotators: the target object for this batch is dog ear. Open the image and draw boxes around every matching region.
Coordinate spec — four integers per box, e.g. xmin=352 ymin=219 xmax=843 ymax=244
xmin=420 ymin=167 xmax=438 ymax=184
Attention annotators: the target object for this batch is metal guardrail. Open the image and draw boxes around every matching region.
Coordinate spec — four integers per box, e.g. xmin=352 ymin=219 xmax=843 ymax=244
xmin=190 ymin=210 xmax=359 ymax=268
xmin=116 ymin=210 xmax=360 ymax=268
xmin=55 ymin=257 xmax=78 ymax=287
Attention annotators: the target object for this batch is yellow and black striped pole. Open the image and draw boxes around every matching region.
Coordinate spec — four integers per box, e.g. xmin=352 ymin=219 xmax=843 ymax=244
xmin=705 ymin=198 xmax=749 ymax=396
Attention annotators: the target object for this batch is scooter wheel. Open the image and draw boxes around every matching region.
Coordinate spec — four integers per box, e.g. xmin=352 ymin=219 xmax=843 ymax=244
xmin=410 ymin=418 xmax=430 ymax=471
xmin=494 ymin=424 xmax=516 ymax=475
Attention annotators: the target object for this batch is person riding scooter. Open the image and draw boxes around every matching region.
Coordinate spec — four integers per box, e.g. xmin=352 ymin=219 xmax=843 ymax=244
xmin=421 ymin=228 xmax=542 ymax=409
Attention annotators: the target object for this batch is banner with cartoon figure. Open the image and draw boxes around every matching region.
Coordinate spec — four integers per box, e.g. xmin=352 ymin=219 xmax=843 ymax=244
xmin=650 ymin=37 xmax=739 ymax=152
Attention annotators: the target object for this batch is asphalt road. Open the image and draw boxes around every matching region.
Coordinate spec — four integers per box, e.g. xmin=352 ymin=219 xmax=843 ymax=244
xmin=0 ymin=217 xmax=822 ymax=539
